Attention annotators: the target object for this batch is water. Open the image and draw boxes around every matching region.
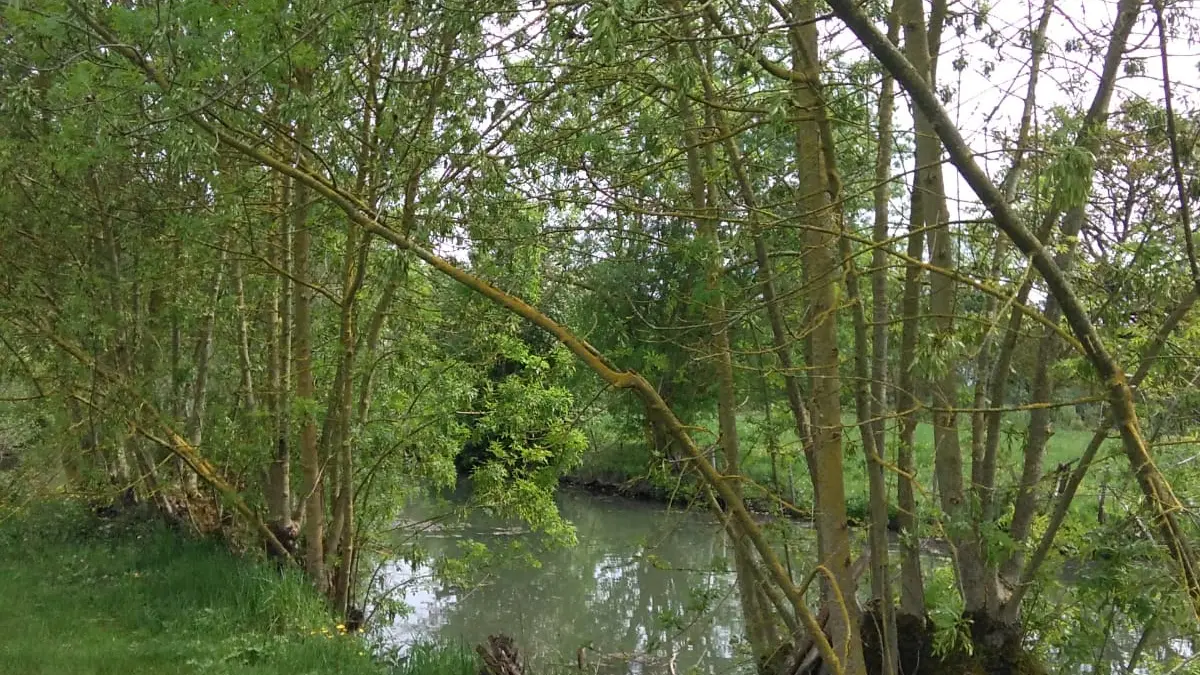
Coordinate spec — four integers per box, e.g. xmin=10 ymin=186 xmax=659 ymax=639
xmin=376 ymin=488 xmax=815 ymax=675
xmin=373 ymin=487 xmax=1196 ymax=675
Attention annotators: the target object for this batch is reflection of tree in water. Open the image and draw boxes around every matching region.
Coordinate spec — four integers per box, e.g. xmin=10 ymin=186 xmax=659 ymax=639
xmin=385 ymin=491 xmax=791 ymax=675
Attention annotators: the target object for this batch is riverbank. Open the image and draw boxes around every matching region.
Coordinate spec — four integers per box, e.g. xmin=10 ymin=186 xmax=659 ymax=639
xmin=559 ymin=473 xmax=837 ymax=523
xmin=0 ymin=500 xmax=475 ymax=675
xmin=570 ymin=412 xmax=1111 ymax=525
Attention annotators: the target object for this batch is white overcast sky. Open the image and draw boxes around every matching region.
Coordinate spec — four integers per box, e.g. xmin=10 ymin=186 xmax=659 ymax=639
xmin=883 ymin=0 xmax=1199 ymax=220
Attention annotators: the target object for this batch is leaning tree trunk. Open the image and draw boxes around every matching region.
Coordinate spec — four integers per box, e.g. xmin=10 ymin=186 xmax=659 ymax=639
xmin=828 ymin=0 xmax=1200 ymax=622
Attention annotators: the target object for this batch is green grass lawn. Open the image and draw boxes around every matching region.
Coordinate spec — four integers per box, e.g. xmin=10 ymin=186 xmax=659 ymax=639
xmin=574 ymin=410 xmax=1118 ymax=520
xmin=0 ymin=501 xmax=475 ymax=675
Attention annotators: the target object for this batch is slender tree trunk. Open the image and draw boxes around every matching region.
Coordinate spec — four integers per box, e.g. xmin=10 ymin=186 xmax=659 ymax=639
xmin=783 ymin=2 xmax=900 ymax=665
xmin=869 ymin=0 xmax=900 ymax=554
xmin=973 ymin=0 xmax=1053 ymax=519
xmin=97 ymin=217 xmax=136 ymax=504
xmin=1001 ymin=0 xmax=1137 ymax=585
xmin=290 ymin=76 xmax=326 ymax=592
xmin=688 ymin=16 xmax=819 ymax=532
xmin=673 ymin=48 xmax=780 ymax=662
xmin=232 ymin=256 xmax=256 ymax=415
xmin=900 ymin=0 xmax=999 ymax=617
xmin=182 ymin=247 xmax=227 ymax=497
xmin=330 ymin=47 xmax=385 ymax=612
xmin=892 ymin=77 xmax=927 ymax=627
xmin=792 ymin=3 xmax=865 ymax=672
xmin=265 ymin=165 xmax=295 ymax=547
xmin=862 ymin=6 xmax=902 ymax=664
xmin=329 ymin=229 xmax=369 ymax=614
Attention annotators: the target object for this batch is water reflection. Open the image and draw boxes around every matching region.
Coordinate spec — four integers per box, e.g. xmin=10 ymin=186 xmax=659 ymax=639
xmin=376 ymin=488 xmax=811 ymax=675
xmin=376 ymin=489 xmax=1200 ymax=675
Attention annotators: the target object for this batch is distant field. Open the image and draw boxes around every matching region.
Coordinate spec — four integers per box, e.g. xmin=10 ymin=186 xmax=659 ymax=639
xmin=574 ymin=410 xmax=1122 ymax=521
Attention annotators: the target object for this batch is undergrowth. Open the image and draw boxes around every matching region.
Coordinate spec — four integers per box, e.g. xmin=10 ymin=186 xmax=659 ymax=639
xmin=0 ymin=500 xmax=478 ymax=675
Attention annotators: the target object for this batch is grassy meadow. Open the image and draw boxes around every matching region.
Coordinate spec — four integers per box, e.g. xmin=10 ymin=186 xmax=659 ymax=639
xmin=0 ymin=501 xmax=476 ymax=675
xmin=573 ymin=409 xmax=1119 ymax=522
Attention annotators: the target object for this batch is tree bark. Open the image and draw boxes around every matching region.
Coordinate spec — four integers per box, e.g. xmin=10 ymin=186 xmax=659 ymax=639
xmin=973 ymin=0 xmax=1053 ymax=519
xmin=866 ymin=8 xmax=901 ymax=674
xmin=265 ymin=166 xmax=294 ymax=538
xmin=675 ymin=46 xmax=780 ymax=661
xmin=783 ymin=3 xmax=898 ymax=666
xmin=232 ymin=256 xmax=256 ymax=415
xmin=901 ymin=0 xmax=1000 ymax=617
xmin=289 ymin=72 xmax=326 ymax=592
xmin=182 ymin=247 xmax=227 ymax=497
xmin=828 ymin=0 xmax=1200 ymax=622
xmin=791 ymin=3 xmax=865 ymax=672
xmin=691 ymin=10 xmax=819 ymax=541
xmin=1001 ymin=0 xmax=1137 ymax=584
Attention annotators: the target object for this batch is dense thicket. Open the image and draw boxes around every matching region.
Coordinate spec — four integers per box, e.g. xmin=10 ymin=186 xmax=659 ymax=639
xmin=2 ymin=1 xmax=1199 ymax=673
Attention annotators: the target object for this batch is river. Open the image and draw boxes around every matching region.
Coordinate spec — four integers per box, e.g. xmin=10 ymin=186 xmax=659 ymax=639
xmin=376 ymin=487 xmax=826 ymax=675
xmin=372 ymin=487 xmax=1195 ymax=675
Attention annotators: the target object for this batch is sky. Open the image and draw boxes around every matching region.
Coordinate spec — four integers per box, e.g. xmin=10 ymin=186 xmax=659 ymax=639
xmin=429 ymin=0 xmax=1200 ymax=272
xmin=890 ymin=0 xmax=1199 ymax=221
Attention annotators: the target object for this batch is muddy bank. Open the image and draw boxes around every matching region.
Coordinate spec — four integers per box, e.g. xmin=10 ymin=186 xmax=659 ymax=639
xmin=559 ymin=473 xmax=899 ymax=530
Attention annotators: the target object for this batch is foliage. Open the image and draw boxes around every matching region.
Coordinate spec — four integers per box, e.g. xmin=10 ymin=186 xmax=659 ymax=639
xmin=0 ymin=501 xmax=384 ymax=675
xmin=2 ymin=0 xmax=1200 ymax=672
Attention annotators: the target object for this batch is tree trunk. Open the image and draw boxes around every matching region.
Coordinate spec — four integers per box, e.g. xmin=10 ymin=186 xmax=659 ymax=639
xmin=63 ymin=398 xmax=88 ymax=487
xmin=866 ymin=9 xmax=901 ymax=673
xmin=689 ymin=12 xmax=819 ymax=542
xmin=784 ymin=2 xmax=899 ymax=665
xmin=829 ymin=0 xmax=1200 ymax=622
xmin=793 ymin=3 xmax=865 ymax=672
xmin=1001 ymin=0 xmax=1136 ymax=584
xmin=290 ymin=79 xmax=326 ymax=592
xmin=182 ymin=247 xmax=227 ymax=497
xmin=674 ymin=49 xmax=780 ymax=662
xmin=232 ymin=256 xmax=256 ymax=415
xmin=264 ymin=166 xmax=294 ymax=535
xmin=329 ymin=227 xmax=369 ymax=614
xmin=265 ymin=163 xmax=295 ymax=552
xmin=900 ymin=0 xmax=998 ymax=617
xmin=972 ymin=0 xmax=1054 ymax=519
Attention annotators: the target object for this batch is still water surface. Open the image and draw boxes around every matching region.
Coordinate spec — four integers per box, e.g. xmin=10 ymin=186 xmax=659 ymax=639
xmin=378 ymin=488 xmax=814 ymax=675
xmin=375 ymin=488 xmax=1195 ymax=675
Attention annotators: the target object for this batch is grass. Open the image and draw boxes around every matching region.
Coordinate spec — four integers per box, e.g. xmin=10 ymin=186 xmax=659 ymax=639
xmin=387 ymin=642 xmax=478 ymax=675
xmin=573 ymin=409 xmax=1117 ymax=521
xmin=0 ymin=500 xmax=475 ymax=675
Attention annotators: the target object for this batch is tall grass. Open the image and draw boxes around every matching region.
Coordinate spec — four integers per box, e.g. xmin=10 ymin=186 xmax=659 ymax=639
xmin=0 ymin=500 xmax=479 ymax=675
xmin=382 ymin=641 xmax=479 ymax=675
